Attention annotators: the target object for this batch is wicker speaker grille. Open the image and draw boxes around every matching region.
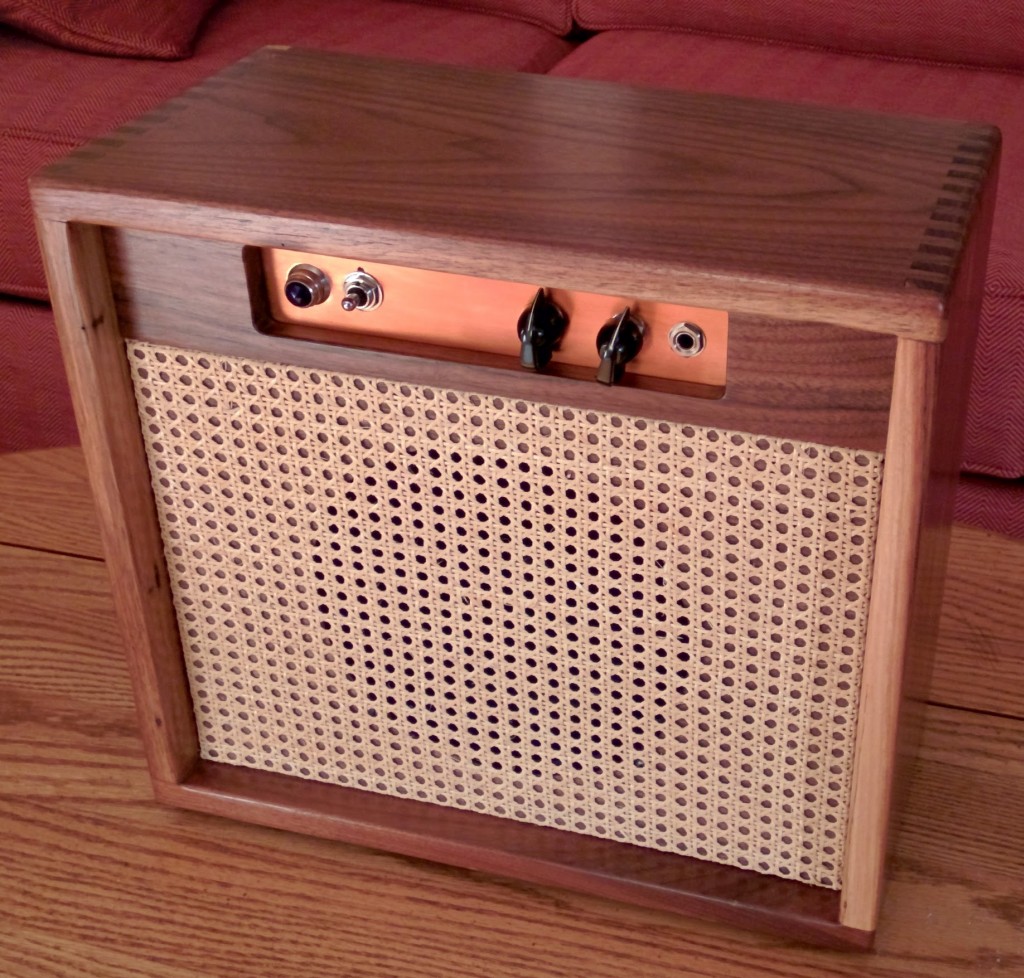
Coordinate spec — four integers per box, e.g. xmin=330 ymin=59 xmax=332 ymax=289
xmin=128 ymin=340 xmax=883 ymax=888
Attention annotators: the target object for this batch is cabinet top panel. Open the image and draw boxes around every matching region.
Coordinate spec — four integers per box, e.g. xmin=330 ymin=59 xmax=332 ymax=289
xmin=33 ymin=46 xmax=999 ymax=340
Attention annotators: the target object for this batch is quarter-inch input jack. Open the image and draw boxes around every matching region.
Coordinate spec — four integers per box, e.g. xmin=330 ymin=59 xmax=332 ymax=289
xmin=668 ymin=322 xmax=706 ymax=357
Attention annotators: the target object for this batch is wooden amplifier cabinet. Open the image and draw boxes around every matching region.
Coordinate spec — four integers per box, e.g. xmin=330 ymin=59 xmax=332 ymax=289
xmin=32 ymin=48 xmax=999 ymax=949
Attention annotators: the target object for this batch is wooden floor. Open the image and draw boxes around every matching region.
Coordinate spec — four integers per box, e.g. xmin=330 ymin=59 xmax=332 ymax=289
xmin=1 ymin=446 xmax=1022 ymax=977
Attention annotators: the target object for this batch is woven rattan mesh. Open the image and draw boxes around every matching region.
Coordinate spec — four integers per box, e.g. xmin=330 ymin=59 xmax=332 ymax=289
xmin=128 ymin=340 xmax=884 ymax=888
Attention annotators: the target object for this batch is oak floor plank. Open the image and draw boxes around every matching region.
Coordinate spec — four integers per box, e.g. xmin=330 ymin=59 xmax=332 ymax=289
xmin=0 ymin=544 xmax=125 ymax=715
xmin=0 ymin=447 xmax=101 ymax=558
xmin=2 ymin=448 xmax=1020 ymax=718
xmin=1 ymin=543 xmax=1022 ymax=977
xmin=932 ymin=525 xmax=1024 ymax=720
xmin=0 ymin=930 xmax=199 ymax=978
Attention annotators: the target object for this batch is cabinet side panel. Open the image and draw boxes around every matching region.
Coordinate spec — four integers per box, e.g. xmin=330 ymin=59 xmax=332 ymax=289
xmin=840 ymin=339 xmax=937 ymax=930
xmin=34 ymin=217 xmax=197 ymax=784
xmin=840 ymin=143 xmax=1000 ymax=931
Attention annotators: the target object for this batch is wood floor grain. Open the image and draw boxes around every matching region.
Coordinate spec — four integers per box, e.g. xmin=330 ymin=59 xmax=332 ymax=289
xmin=932 ymin=525 xmax=1024 ymax=720
xmin=0 ymin=447 xmax=101 ymax=559
xmin=1 ymin=524 xmax=1022 ymax=977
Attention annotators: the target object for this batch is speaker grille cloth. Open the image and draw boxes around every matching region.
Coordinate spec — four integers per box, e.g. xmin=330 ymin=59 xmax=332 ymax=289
xmin=128 ymin=340 xmax=884 ymax=888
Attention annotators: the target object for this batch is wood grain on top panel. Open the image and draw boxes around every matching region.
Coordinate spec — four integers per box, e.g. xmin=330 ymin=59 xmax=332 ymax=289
xmin=32 ymin=47 xmax=999 ymax=341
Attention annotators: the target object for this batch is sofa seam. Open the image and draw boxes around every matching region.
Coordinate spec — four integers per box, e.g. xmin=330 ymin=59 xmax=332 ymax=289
xmin=564 ymin=21 xmax=1024 ymax=77
xmin=3 ymin=11 xmax=185 ymax=59
xmin=2 ymin=127 xmax=80 ymax=147
xmin=417 ymin=0 xmax=573 ymax=36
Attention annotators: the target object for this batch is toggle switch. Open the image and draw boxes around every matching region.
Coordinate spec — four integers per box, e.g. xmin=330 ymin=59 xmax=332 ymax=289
xmin=517 ymin=288 xmax=568 ymax=371
xmin=340 ymin=269 xmax=383 ymax=312
xmin=284 ymin=264 xmax=331 ymax=308
xmin=595 ymin=307 xmax=644 ymax=385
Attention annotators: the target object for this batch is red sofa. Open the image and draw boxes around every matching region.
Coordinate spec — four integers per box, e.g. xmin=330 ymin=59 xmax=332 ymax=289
xmin=2 ymin=0 xmax=1021 ymax=537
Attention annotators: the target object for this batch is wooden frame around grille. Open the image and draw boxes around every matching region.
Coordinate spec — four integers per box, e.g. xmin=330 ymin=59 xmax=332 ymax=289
xmin=128 ymin=341 xmax=882 ymax=888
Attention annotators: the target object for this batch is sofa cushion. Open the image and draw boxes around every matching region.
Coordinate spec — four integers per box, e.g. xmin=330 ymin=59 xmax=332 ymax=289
xmin=0 ymin=297 xmax=75 ymax=454
xmin=417 ymin=0 xmax=571 ymax=33
xmin=551 ymin=30 xmax=1024 ymax=482
xmin=956 ymin=475 xmax=1024 ymax=540
xmin=572 ymin=0 xmax=1024 ymax=71
xmin=0 ymin=0 xmax=574 ymax=305
xmin=0 ymin=0 xmax=217 ymax=59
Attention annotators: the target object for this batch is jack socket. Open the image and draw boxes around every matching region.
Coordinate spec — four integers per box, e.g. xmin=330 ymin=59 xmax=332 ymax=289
xmin=668 ymin=322 xmax=706 ymax=358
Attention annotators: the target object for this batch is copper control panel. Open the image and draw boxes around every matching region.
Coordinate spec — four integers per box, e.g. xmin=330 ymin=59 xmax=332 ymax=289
xmin=259 ymin=249 xmax=728 ymax=393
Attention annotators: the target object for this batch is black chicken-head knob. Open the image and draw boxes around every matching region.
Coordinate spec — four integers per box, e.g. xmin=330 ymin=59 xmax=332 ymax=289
xmin=517 ymin=288 xmax=568 ymax=371
xmin=595 ymin=307 xmax=644 ymax=385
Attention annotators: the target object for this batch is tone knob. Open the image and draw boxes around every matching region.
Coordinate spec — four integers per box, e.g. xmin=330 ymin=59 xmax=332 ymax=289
xmin=284 ymin=264 xmax=331 ymax=308
xmin=595 ymin=307 xmax=645 ymax=385
xmin=340 ymin=269 xmax=383 ymax=312
xmin=517 ymin=288 xmax=568 ymax=371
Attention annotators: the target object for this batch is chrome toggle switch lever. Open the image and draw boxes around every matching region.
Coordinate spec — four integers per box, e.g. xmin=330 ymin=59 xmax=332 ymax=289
xmin=340 ymin=269 xmax=383 ymax=312
xmin=517 ymin=288 xmax=568 ymax=371
xmin=595 ymin=307 xmax=644 ymax=385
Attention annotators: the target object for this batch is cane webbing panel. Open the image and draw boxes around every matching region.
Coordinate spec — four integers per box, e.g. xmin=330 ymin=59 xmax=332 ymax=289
xmin=127 ymin=340 xmax=884 ymax=888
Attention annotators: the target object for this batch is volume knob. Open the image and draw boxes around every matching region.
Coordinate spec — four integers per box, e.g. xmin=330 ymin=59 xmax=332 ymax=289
xmin=595 ymin=307 xmax=645 ymax=385
xmin=517 ymin=288 xmax=568 ymax=371
xmin=284 ymin=264 xmax=331 ymax=308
